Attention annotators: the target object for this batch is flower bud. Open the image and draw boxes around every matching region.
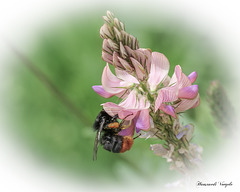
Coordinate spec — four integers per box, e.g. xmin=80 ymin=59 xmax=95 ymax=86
xmin=114 ymin=18 xmax=125 ymax=31
xmin=124 ymin=45 xmax=135 ymax=58
xmin=100 ymin=24 xmax=114 ymax=39
xmin=102 ymin=39 xmax=113 ymax=54
xmin=113 ymin=27 xmax=122 ymax=41
xmin=112 ymin=52 xmax=123 ymax=69
xmin=106 ymin=11 xmax=114 ymax=19
xmin=119 ymin=42 xmax=128 ymax=59
xmin=102 ymin=16 xmax=112 ymax=24
xmin=107 ymin=39 xmax=119 ymax=52
xmin=118 ymin=56 xmax=133 ymax=71
xmin=102 ymin=51 xmax=113 ymax=64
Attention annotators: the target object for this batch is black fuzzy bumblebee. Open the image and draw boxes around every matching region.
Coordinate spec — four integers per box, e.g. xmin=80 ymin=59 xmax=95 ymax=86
xmin=93 ymin=110 xmax=134 ymax=160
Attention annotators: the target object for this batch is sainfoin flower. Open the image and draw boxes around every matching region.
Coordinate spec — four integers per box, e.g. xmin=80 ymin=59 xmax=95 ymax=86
xmin=93 ymin=51 xmax=199 ymax=135
xmin=155 ymin=65 xmax=200 ymax=117
xmin=93 ymin=11 xmax=202 ymax=173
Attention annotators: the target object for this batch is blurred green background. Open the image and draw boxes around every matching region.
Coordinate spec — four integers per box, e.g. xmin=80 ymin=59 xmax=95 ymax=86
xmin=7 ymin=11 xmax=230 ymax=184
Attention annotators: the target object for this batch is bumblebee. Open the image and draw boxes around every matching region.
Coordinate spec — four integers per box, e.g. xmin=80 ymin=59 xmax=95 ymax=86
xmin=93 ymin=110 xmax=134 ymax=160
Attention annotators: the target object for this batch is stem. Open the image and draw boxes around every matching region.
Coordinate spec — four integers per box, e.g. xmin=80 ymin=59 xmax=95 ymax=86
xmin=10 ymin=45 xmax=92 ymax=127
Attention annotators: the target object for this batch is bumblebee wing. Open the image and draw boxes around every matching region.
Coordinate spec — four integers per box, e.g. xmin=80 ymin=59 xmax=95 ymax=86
xmin=93 ymin=119 xmax=105 ymax=161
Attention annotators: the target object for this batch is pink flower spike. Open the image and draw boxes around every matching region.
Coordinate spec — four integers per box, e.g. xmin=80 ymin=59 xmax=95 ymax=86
xmin=188 ymin=71 xmax=197 ymax=84
xmin=160 ymin=104 xmax=176 ymax=118
xmin=135 ymin=109 xmax=150 ymax=133
xmin=92 ymin=85 xmax=115 ymax=98
xmin=178 ymin=85 xmax=199 ymax=99
xmin=148 ymin=52 xmax=170 ymax=91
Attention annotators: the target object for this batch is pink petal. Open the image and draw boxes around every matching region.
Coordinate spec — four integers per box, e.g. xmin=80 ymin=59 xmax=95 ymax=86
xmin=169 ymin=65 xmax=182 ymax=86
xmin=162 ymin=86 xmax=179 ymax=102
xmin=115 ymin=68 xmax=139 ymax=84
xmin=115 ymin=89 xmax=130 ymax=99
xmin=155 ymin=86 xmax=178 ymax=112
xmin=169 ymin=65 xmax=192 ymax=89
xmin=188 ymin=71 xmax=197 ymax=84
xmin=135 ymin=109 xmax=150 ymax=132
xmin=118 ymin=109 xmax=139 ymax=120
xmin=162 ymin=75 xmax=171 ymax=87
xmin=175 ymin=65 xmax=183 ymax=81
xmin=148 ymin=52 xmax=170 ymax=91
xmin=190 ymin=94 xmax=200 ymax=109
xmin=175 ymin=95 xmax=200 ymax=113
xmin=175 ymin=65 xmax=192 ymax=89
xmin=119 ymin=90 xmax=137 ymax=109
xmin=118 ymin=120 xmax=135 ymax=137
xmin=179 ymin=72 xmax=192 ymax=89
xmin=178 ymin=85 xmax=199 ymax=99
xmin=130 ymin=57 xmax=145 ymax=80
xmin=102 ymin=102 xmax=123 ymax=117
xmin=155 ymin=91 xmax=163 ymax=112
xmin=160 ymin=104 xmax=176 ymax=118
xmin=101 ymin=64 xmax=127 ymax=94
xmin=136 ymin=95 xmax=150 ymax=109
xmin=92 ymin=85 xmax=115 ymax=98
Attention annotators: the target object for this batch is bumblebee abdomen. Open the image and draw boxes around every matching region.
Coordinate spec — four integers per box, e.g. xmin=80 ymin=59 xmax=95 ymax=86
xmin=120 ymin=136 xmax=134 ymax=153
xmin=101 ymin=133 xmax=123 ymax=153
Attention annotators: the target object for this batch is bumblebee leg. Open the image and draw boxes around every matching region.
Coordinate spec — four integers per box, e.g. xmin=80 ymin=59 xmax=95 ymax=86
xmin=111 ymin=114 xmax=118 ymax=121
xmin=120 ymin=120 xmax=132 ymax=130
xmin=93 ymin=117 xmax=106 ymax=161
xmin=133 ymin=133 xmax=141 ymax=139
xmin=119 ymin=112 xmax=133 ymax=129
